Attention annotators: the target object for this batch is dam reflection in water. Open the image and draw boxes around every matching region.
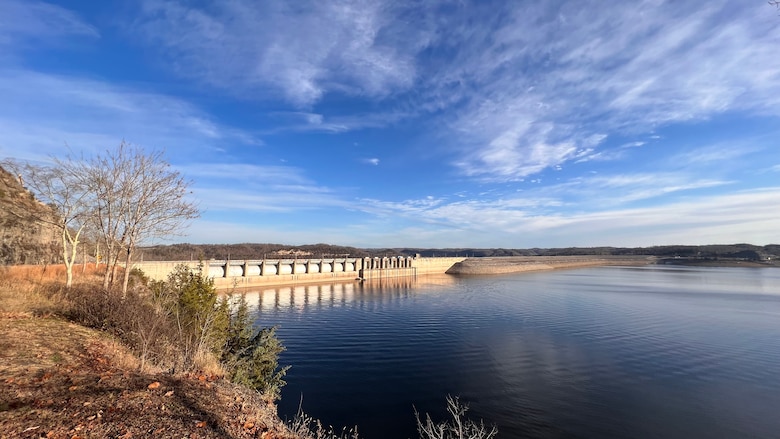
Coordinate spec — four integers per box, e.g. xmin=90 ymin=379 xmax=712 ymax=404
xmin=243 ymin=276 xmax=456 ymax=314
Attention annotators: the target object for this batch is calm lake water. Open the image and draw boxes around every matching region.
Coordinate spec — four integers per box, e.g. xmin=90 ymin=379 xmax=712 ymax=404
xmin=245 ymin=265 xmax=780 ymax=438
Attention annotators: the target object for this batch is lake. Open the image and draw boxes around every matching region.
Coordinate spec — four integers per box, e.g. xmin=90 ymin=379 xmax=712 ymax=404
xmin=245 ymin=265 xmax=780 ymax=438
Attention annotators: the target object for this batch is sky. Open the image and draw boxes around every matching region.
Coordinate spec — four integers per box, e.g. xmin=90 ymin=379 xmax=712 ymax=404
xmin=1 ymin=0 xmax=779 ymax=249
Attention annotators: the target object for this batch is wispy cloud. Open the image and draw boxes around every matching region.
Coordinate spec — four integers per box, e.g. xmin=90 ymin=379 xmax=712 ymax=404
xmin=135 ymin=0 xmax=429 ymax=107
xmin=670 ymin=143 xmax=761 ymax=167
xmin=0 ymin=70 xmax=258 ymax=162
xmin=265 ymin=111 xmax=410 ymax=134
xmin=545 ymin=173 xmax=731 ymax=205
xmin=431 ymin=1 xmax=780 ymax=179
xmin=352 ymin=186 xmax=780 ymax=247
xmin=178 ymin=163 xmax=349 ymax=213
xmin=127 ymin=1 xmax=780 ymax=182
xmin=0 ymin=0 xmax=98 ymax=51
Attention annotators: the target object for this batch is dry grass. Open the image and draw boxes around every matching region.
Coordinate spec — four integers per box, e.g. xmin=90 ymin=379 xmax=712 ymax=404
xmin=101 ymin=338 xmax=148 ymax=373
xmin=0 ymin=268 xmax=58 ymax=316
xmin=0 ymin=264 xmax=115 ymax=316
xmin=0 ymin=263 xmax=106 ymax=285
xmin=192 ymin=348 xmax=227 ymax=378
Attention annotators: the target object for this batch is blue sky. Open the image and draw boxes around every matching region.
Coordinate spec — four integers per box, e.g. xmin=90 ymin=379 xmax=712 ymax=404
xmin=1 ymin=0 xmax=779 ymax=248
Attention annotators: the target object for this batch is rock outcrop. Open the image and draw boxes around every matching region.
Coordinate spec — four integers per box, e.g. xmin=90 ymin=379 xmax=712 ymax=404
xmin=0 ymin=166 xmax=59 ymax=264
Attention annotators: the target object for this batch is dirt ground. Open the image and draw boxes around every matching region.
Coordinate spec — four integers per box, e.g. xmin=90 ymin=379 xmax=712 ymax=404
xmin=0 ymin=313 xmax=293 ymax=439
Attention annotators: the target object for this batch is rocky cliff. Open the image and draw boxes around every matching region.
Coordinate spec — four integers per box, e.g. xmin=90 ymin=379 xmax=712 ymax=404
xmin=0 ymin=166 xmax=59 ymax=264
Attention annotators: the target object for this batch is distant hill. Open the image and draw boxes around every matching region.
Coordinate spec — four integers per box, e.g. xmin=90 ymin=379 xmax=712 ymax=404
xmin=0 ymin=166 xmax=59 ymax=264
xmin=138 ymin=242 xmax=779 ymax=262
xmin=395 ymin=244 xmax=779 ymax=261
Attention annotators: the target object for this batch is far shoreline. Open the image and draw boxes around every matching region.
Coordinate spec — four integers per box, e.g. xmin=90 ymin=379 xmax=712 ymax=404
xmin=444 ymin=255 xmax=778 ymax=276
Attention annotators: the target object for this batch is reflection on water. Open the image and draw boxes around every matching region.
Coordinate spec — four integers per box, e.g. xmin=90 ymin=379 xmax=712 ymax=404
xmin=245 ymin=275 xmax=458 ymax=313
xmin=249 ymin=266 xmax=780 ymax=439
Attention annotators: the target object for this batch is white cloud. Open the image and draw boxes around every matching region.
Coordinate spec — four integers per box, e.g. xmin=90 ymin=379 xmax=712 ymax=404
xmin=363 ymin=158 xmax=380 ymax=166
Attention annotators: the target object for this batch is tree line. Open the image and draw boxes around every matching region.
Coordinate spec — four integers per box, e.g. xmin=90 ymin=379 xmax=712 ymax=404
xmin=139 ymin=243 xmax=779 ymax=261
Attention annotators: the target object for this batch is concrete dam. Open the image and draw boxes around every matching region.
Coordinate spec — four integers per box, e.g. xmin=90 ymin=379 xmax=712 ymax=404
xmin=134 ymin=256 xmax=466 ymax=289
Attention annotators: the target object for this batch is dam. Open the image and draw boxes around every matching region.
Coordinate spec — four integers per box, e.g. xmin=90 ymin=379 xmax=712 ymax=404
xmin=133 ymin=256 xmax=466 ymax=289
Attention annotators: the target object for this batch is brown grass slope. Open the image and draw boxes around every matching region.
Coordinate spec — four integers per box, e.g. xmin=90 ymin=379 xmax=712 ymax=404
xmin=0 ymin=266 xmax=296 ymax=439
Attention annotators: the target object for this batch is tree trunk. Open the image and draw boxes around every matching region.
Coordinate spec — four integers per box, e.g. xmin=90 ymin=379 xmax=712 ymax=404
xmin=102 ymin=245 xmax=111 ymax=289
xmin=122 ymin=246 xmax=133 ymax=297
xmin=63 ymin=229 xmax=73 ymax=288
xmin=62 ymin=226 xmax=83 ymax=289
xmin=82 ymin=243 xmax=87 ymax=274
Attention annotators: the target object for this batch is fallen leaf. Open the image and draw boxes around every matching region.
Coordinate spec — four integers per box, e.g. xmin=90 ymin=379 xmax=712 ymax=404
xmin=69 ymin=386 xmax=79 ymax=391
xmin=243 ymin=421 xmax=255 ymax=429
xmin=196 ymin=421 xmax=206 ymax=428
xmin=164 ymin=390 xmax=174 ymax=397
xmin=147 ymin=381 xmax=160 ymax=390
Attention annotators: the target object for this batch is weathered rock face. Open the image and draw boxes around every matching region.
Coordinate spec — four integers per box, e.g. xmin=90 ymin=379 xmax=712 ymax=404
xmin=0 ymin=166 xmax=59 ymax=265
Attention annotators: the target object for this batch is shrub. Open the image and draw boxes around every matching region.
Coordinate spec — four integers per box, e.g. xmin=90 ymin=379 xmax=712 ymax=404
xmin=221 ymin=293 xmax=289 ymax=400
xmin=415 ymin=396 xmax=498 ymax=439
xmin=150 ymin=264 xmax=225 ymax=371
xmin=149 ymin=264 xmax=289 ymax=397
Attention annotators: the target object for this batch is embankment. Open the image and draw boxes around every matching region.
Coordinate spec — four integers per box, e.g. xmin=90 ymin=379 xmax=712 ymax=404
xmin=446 ymin=256 xmax=653 ymax=275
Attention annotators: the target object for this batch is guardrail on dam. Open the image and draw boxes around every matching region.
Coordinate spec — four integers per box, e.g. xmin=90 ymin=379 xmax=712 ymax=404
xmin=133 ymin=256 xmax=466 ymax=289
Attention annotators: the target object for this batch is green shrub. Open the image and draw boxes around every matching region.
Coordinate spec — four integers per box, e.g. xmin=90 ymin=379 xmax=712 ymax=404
xmin=150 ymin=264 xmax=225 ymax=371
xmin=221 ymin=293 xmax=289 ymax=400
xmin=149 ymin=265 xmax=289 ymax=398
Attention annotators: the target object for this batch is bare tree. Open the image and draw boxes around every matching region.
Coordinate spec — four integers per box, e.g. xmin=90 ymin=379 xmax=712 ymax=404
xmin=415 ymin=396 xmax=498 ymax=439
xmin=87 ymin=142 xmax=199 ymax=296
xmin=2 ymin=159 xmax=91 ymax=287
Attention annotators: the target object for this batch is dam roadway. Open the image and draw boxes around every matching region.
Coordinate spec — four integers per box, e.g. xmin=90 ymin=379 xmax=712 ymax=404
xmin=133 ymin=256 xmax=652 ymax=289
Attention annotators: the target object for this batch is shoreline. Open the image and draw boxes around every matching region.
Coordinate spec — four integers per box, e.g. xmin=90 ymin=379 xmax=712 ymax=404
xmin=445 ymin=255 xmax=654 ymax=275
xmin=446 ymin=255 xmax=779 ymax=275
